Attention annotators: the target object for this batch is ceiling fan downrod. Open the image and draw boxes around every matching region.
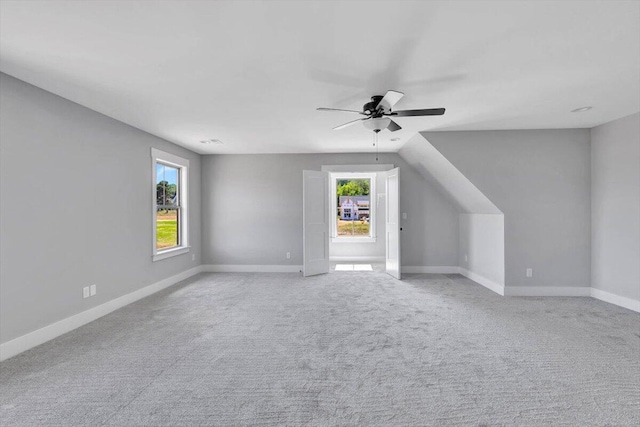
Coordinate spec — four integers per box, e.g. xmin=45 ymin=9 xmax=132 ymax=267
xmin=373 ymin=129 xmax=380 ymax=162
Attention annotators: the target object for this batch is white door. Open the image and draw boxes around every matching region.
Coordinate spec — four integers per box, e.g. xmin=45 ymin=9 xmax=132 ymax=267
xmin=385 ymin=168 xmax=401 ymax=279
xmin=303 ymin=170 xmax=330 ymax=277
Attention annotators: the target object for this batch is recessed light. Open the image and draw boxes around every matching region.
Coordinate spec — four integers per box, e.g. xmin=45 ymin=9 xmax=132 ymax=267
xmin=200 ymin=139 xmax=223 ymax=144
xmin=571 ymin=106 xmax=592 ymax=113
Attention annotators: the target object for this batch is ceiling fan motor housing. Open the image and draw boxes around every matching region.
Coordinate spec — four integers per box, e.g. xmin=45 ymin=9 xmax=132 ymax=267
xmin=363 ymin=95 xmax=384 ymax=115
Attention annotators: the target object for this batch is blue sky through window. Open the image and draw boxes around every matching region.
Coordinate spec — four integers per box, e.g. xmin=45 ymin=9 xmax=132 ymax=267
xmin=156 ymin=163 xmax=178 ymax=185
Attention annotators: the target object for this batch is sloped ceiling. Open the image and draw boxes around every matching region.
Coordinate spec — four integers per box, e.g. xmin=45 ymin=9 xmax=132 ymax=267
xmin=398 ymin=133 xmax=502 ymax=214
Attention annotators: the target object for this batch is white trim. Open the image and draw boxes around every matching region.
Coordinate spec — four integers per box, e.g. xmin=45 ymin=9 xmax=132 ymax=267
xmin=331 ymin=237 xmax=377 ymax=243
xmin=152 ymin=246 xmax=191 ymax=262
xmin=331 ymin=256 xmax=385 ymax=262
xmin=321 ymin=164 xmax=394 ymax=172
xmin=402 ymin=266 xmax=460 ymax=274
xmin=202 ymin=264 xmax=302 ymax=273
xmin=458 ymin=268 xmax=505 ymax=296
xmin=151 ymin=148 xmax=190 ymax=168
xmin=0 ymin=266 xmax=203 ymax=362
xmin=458 ymin=271 xmax=639 ymax=311
xmin=504 ymin=286 xmax=591 ymax=297
xmin=590 ymin=288 xmax=640 ymax=312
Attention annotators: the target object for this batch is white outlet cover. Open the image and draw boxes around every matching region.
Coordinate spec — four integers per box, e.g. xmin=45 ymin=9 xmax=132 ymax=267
xmin=90 ymin=284 xmax=96 ymax=296
xmin=286 ymin=252 xmax=291 ymax=259
xmin=526 ymin=268 xmax=533 ymax=277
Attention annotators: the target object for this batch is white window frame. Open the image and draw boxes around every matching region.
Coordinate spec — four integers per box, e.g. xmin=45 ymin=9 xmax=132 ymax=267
xmin=330 ymin=172 xmax=376 ymax=243
xmin=151 ymin=148 xmax=190 ymax=261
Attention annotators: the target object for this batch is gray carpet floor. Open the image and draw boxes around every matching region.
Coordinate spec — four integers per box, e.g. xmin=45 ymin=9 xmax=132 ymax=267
xmin=1 ymin=271 xmax=639 ymax=426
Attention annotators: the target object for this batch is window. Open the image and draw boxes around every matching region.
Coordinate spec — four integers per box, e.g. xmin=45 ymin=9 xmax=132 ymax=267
xmin=331 ymin=173 xmax=376 ymax=242
xmin=151 ymin=148 xmax=189 ymax=261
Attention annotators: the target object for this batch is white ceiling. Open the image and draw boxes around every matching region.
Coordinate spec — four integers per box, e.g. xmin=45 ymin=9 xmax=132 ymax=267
xmin=1 ymin=0 xmax=638 ymax=154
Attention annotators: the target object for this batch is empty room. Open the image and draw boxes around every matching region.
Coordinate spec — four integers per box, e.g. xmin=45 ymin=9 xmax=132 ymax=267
xmin=1 ymin=1 xmax=639 ymax=426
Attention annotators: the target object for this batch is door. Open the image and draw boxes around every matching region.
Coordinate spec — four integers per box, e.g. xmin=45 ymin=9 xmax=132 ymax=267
xmin=303 ymin=170 xmax=330 ymax=276
xmin=385 ymin=168 xmax=401 ymax=279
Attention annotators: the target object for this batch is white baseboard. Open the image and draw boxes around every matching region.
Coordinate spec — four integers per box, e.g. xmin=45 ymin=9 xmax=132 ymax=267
xmin=202 ymin=264 xmax=302 ymax=273
xmin=503 ymin=287 xmax=638 ymax=311
xmin=458 ymin=268 xmax=505 ymax=296
xmin=0 ymin=266 xmax=203 ymax=362
xmin=590 ymin=288 xmax=640 ymax=312
xmin=402 ymin=266 xmax=460 ymax=274
xmin=330 ymin=256 xmax=385 ymax=263
xmin=504 ymin=286 xmax=591 ymax=297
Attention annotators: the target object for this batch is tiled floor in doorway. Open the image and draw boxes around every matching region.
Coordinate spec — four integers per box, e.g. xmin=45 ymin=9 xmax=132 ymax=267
xmin=334 ymin=264 xmax=374 ymax=271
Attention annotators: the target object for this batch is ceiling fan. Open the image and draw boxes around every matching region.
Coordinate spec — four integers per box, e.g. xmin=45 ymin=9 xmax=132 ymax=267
xmin=317 ymin=90 xmax=445 ymax=132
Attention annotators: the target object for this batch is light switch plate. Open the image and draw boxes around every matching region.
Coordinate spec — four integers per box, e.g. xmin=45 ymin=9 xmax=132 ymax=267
xmin=402 ymin=212 xmax=407 ymax=220
xmin=83 ymin=287 xmax=90 ymax=299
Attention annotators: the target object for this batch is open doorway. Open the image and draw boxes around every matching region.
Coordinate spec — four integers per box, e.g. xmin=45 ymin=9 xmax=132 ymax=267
xmin=303 ymin=167 xmax=400 ymax=279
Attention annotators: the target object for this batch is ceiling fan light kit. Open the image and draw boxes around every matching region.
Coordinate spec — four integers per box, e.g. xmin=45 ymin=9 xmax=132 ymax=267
xmin=317 ymin=90 xmax=445 ymax=132
xmin=363 ymin=117 xmax=391 ymax=132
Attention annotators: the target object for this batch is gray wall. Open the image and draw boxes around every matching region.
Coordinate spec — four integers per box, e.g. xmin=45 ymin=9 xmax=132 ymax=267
xmin=459 ymin=214 xmax=505 ymax=286
xmin=424 ymin=129 xmax=591 ymax=288
xmin=591 ymin=113 xmax=640 ymax=301
xmin=0 ymin=73 xmax=202 ymax=344
xmin=201 ymin=153 xmax=459 ymax=267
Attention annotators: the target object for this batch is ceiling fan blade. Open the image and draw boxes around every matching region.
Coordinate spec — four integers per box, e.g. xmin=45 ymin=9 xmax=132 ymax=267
xmin=333 ymin=117 xmax=368 ymax=131
xmin=317 ymin=107 xmax=365 ymax=115
xmin=387 ymin=119 xmax=402 ymax=132
xmin=377 ymin=90 xmax=404 ymax=112
xmin=391 ymin=108 xmax=445 ymax=117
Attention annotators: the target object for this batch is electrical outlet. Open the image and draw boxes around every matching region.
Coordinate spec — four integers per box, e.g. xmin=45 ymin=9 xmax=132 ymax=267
xmin=192 ymin=254 xmax=196 ymax=261
xmin=90 ymin=284 xmax=97 ymax=296
xmin=526 ymin=268 xmax=533 ymax=278
xmin=286 ymin=252 xmax=291 ymax=259
xmin=83 ymin=287 xmax=90 ymax=299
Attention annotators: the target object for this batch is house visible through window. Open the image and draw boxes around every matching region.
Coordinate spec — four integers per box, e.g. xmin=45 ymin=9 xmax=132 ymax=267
xmin=152 ymin=148 xmax=189 ymax=261
xmin=334 ymin=176 xmax=374 ymax=238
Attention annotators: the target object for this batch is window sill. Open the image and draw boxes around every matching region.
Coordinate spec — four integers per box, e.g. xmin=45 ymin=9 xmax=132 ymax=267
xmin=153 ymin=246 xmax=190 ymax=262
xmin=331 ymin=237 xmax=377 ymax=243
